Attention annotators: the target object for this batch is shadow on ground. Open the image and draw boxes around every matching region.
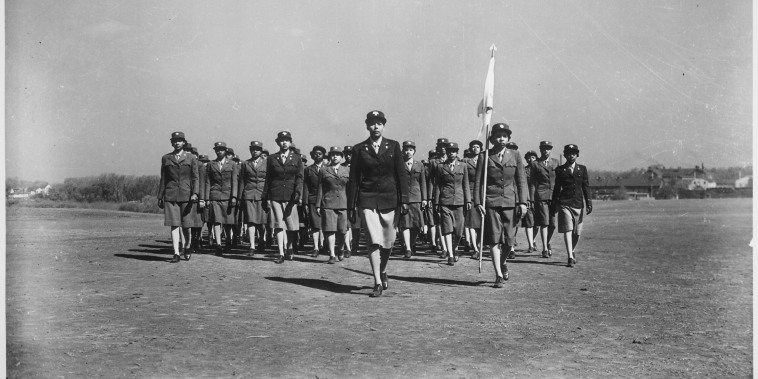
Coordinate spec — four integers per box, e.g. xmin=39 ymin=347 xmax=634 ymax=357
xmin=265 ymin=277 xmax=369 ymax=294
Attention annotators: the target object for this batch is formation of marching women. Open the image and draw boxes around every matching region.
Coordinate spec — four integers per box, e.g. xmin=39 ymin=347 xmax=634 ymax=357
xmin=157 ymin=110 xmax=592 ymax=295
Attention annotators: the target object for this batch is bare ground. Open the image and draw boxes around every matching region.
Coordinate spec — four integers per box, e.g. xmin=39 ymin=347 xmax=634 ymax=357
xmin=6 ymin=199 xmax=752 ymax=378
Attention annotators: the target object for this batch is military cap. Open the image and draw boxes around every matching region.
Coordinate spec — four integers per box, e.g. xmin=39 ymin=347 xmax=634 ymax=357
xmin=311 ymin=145 xmax=327 ymax=154
xmin=436 ymin=138 xmax=449 ymax=146
xmin=343 ymin=145 xmax=354 ymax=153
xmin=328 ymin=146 xmax=343 ymax=155
xmin=291 ymin=147 xmax=301 ymax=154
xmin=183 ymin=142 xmax=193 ymax=150
xmin=262 ymin=149 xmax=270 ymax=155
xmin=564 ymin=144 xmax=580 ymax=153
xmin=276 ymin=131 xmax=293 ymax=141
xmin=190 ymin=147 xmax=198 ymax=155
xmin=213 ymin=141 xmax=227 ymax=150
xmin=524 ymin=150 xmax=539 ymax=160
xmin=469 ymin=140 xmax=483 ymax=148
xmin=505 ymin=142 xmax=518 ymax=150
xmin=428 ymin=150 xmax=436 ymax=158
xmin=249 ymin=141 xmax=263 ymax=149
xmin=226 ymin=148 xmax=236 ymax=156
xmin=199 ymin=154 xmax=210 ymax=162
xmin=539 ymin=141 xmax=553 ymax=150
xmin=170 ymin=131 xmax=186 ymax=141
xmin=402 ymin=140 xmax=416 ymax=149
xmin=446 ymin=142 xmax=460 ymax=151
xmin=490 ymin=123 xmax=512 ymax=136
xmin=365 ymin=110 xmax=387 ymax=124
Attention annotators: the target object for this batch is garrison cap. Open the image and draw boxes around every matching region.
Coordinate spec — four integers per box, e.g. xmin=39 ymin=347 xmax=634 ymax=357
xmin=446 ymin=142 xmax=460 ymax=151
xmin=343 ymin=146 xmax=354 ymax=153
xmin=249 ymin=141 xmax=263 ymax=149
xmin=311 ymin=145 xmax=327 ymax=154
xmin=328 ymin=146 xmax=343 ymax=155
xmin=539 ymin=141 xmax=553 ymax=150
xmin=490 ymin=123 xmax=512 ymax=136
xmin=469 ymin=140 xmax=483 ymax=148
xmin=402 ymin=140 xmax=416 ymax=149
xmin=365 ymin=110 xmax=387 ymax=124
xmin=524 ymin=150 xmax=539 ymax=160
xmin=170 ymin=131 xmax=186 ymax=140
xmin=505 ymin=142 xmax=518 ymax=150
xmin=564 ymin=144 xmax=580 ymax=153
xmin=276 ymin=131 xmax=292 ymax=141
xmin=213 ymin=141 xmax=227 ymax=150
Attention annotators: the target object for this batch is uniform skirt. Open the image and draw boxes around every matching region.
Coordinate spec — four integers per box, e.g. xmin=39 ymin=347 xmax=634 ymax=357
xmin=241 ymin=199 xmax=267 ymax=225
xmin=398 ymin=203 xmax=423 ymax=229
xmin=521 ymin=206 xmax=534 ymax=228
xmin=307 ymin=204 xmax=322 ymax=229
xmin=438 ymin=205 xmax=464 ymax=235
xmin=321 ymin=208 xmax=348 ymax=232
xmin=464 ymin=206 xmax=482 ymax=228
xmin=557 ymin=205 xmax=583 ymax=234
xmin=423 ymin=204 xmax=436 ymax=226
xmin=164 ymin=201 xmax=202 ymax=227
xmin=360 ymin=208 xmax=397 ymax=249
xmin=209 ymin=200 xmax=237 ymax=225
xmin=270 ymin=200 xmax=300 ymax=231
xmin=482 ymin=206 xmax=518 ymax=246
xmin=533 ymin=200 xmax=556 ymax=227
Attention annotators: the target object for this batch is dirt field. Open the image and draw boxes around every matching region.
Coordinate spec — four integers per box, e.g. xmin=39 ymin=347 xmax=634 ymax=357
xmin=6 ymin=199 xmax=753 ymax=378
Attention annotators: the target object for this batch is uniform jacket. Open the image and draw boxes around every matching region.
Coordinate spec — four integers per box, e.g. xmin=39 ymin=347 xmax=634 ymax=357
xmin=551 ymin=162 xmax=592 ymax=209
xmin=204 ymin=158 xmax=239 ymax=201
xmin=315 ymin=165 xmax=350 ymax=209
xmin=302 ymin=163 xmax=325 ymax=205
xmin=530 ymin=157 xmax=560 ymax=202
xmin=347 ymin=137 xmax=409 ymax=209
xmin=399 ymin=160 xmax=427 ymax=203
xmin=473 ymin=148 xmax=528 ymax=208
xmin=426 ymin=158 xmax=442 ymax=202
xmin=237 ymin=157 xmax=267 ymax=201
xmin=434 ymin=160 xmax=470 ymax=206
xmin=262 ymin=149 xmax=304 ymax=202
xmin=158 ymin=151 xmax=199 ymax=202
xmin=463 ymin=157 xmax=479 ymax=201
xmin=197 ymin=161 xmax=207 ymax=201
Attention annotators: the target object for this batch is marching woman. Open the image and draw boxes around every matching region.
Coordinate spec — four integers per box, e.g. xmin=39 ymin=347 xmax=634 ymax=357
xmin=473 ymin=123 xmax=528 ymax=288
xmin=204 ymin=142 xmax=239 ymax=256
xmin=238 ymin=141 xmax=268 ymax=255
xmin=347 ymin=110 xmax=409 ymax=297
xmin=341 ymin=145 xmax=360 ymax=258
xmin=464 ymin=140 xmax=483 ymax=259
xmin=315 ymin=146 xmax=351 ymax=263
xmin=262 ymin=131 xmax=304 ymax=264
xmin=158 ymin=132 xmax=200 ymax=263
xmin=397 ymin=141 xmax=427 ymax=259
xmin=433 ymin=142 xmax=470 ymax=266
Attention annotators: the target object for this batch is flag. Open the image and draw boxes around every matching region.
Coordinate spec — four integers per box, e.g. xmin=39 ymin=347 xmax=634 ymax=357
xmin=477 ymin=44 xmax=496 ymax=139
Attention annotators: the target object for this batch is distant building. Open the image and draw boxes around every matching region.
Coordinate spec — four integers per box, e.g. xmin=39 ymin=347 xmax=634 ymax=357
xmin=735 ymin=175 xmax=752 ymax=188
xmin=680 ymin=177 xmax=717 ymax=191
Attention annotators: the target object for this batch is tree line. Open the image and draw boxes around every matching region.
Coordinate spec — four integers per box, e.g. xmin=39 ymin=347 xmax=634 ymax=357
xmin=42 ymin=174 xmax=159 ymax=203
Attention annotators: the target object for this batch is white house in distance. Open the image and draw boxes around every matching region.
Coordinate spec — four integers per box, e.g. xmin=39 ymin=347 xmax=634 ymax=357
xmin=681 ymin=177 xmax=717 ymax=191
xmin=735 ymin=175 xmax=752 ymax=188
xmin=8 ymin=185 xmax=52 ymax=198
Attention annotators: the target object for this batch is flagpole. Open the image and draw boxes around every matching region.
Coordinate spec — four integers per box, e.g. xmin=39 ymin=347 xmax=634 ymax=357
xmin=477 ymin=44 xmax=496 ymax=273
xmin=478 ymin=120 xmax=490 ymax=273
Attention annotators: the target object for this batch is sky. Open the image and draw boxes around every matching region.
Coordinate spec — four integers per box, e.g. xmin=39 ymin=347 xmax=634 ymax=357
xmin=5 ymin=0 xmax=753 ymax=183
